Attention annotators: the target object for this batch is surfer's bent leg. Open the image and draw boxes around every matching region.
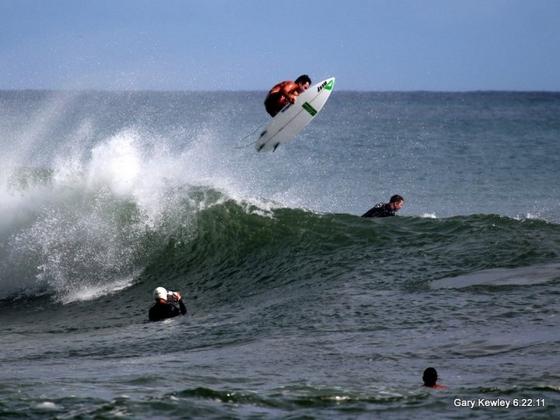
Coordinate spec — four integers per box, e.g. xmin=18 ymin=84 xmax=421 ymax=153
xmin=264 ymin=93 xmax=284 ymax=117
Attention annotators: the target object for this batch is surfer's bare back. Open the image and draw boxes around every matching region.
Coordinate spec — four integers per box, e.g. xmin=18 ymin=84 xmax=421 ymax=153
xmin=264 ymin=74 xmax=311 ymax=117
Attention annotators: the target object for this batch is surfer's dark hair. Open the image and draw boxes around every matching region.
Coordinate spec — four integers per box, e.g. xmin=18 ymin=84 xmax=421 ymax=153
xmin=295 ymin=74 xmax=312 ymax=85
xmin=390 ymin=194 xmax=404 ymax=203
xmin=423 ymin=367 xmax=438 ymax=387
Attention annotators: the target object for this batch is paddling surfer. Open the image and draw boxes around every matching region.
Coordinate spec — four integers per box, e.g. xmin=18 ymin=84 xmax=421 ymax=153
xmin=149 ymin=287 xmax=187 ymax=322
xmin=362 ymin=194 xmax=405 ymax=218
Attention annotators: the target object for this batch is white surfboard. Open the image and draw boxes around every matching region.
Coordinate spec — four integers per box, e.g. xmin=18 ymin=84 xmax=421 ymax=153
xmin=256 ymin=77 xmax=335 ymax=152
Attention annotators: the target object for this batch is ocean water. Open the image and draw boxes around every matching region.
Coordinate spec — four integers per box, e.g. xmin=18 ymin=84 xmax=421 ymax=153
xmin=1 ymin=90 xmax=559 ymax=418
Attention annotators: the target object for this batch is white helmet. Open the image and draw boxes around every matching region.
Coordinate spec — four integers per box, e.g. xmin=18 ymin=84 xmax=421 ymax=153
xmin=153 ymin=287 xmax=168 ymax=301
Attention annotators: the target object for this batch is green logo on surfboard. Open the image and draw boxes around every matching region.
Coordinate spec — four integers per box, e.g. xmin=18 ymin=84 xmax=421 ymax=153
xmin=302 ymin=102 xmax=318 ymax=116
xmin=317 ymin=79 xmax=335 ymax=93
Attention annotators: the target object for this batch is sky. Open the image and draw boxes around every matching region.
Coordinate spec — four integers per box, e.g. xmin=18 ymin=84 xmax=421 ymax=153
xmin=1 ymin=0 xmax=559 ymax=91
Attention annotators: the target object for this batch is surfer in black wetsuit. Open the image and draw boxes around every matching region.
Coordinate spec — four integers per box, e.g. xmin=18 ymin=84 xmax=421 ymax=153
xmin=149 ymin=287 xmax=187 ymax=322
xmin=362 ymin=194 xmax=404 ymax=218
xmin=264 ymin=74 xmax=311 ymax=117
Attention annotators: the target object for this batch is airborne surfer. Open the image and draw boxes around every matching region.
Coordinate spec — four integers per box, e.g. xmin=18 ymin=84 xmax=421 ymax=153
xmin=264 ymin=74 xmax=311 ymax=117
xmin=149 ymin=287 xmax=187 ymax=322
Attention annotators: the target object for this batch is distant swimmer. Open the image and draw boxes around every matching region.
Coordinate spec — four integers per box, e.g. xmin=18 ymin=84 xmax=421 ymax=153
xmin=422 ymin=367 xmax=447 ymax=390
xmin=149 ymin=287 xmax=187 ymax=322
xmin=362 ymin=194 xmax=404 ymax=218
xmin=264 ymin=74 xmax=312 ymax=117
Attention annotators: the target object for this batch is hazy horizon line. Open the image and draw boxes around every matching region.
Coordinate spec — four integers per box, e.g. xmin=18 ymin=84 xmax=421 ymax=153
xmin=1 ymin=88 xmax=559 ymax=94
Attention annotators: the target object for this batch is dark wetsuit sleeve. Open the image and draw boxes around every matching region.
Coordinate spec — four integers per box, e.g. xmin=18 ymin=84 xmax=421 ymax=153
xmin=362 ymin=206 xmax=381 ymax=218
xmin=149 ymin=302 xmax=185 ymax=321
xmin=178 ymin=299 xmax=187 ymax=315
xmin=362 ymin=203 xmax=395 ymax=218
